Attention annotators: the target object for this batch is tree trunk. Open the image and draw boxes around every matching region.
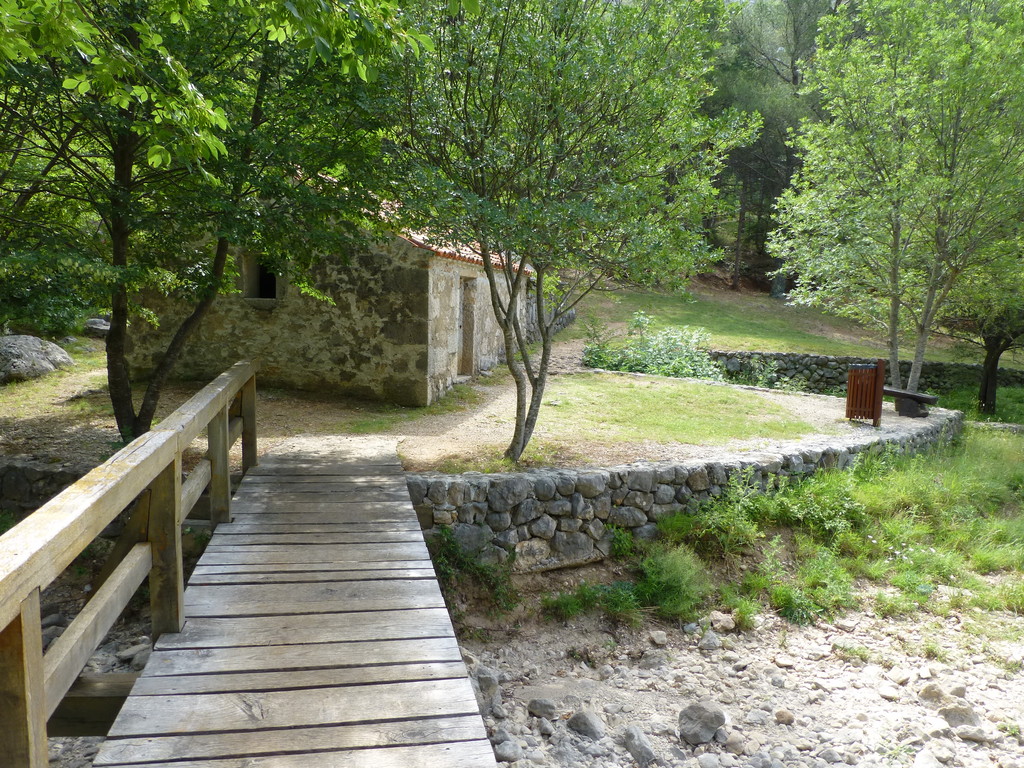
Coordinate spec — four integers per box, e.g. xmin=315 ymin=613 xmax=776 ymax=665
xmin=978 ymin=337 xmax=1009 ymax=415
xmin=887 ymin=292 xmax=902 ymax=390
xmin=732 ymin=185 xmax=745 ymax=291
xmin=106 ymin=128 xmax=140 ymax=442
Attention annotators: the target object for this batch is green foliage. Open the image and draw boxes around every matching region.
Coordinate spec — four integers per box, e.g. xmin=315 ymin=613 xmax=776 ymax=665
xmin=0 ymin=511 xmax=15 ymax=535
xmin=659 ymin=473 xmax=762 ymax=557
xmin=397 ymin=0 xmax=753 ymax=461
xmin=941 ymin=387 xmax=1024 ymax=426
xmin=607 ymin=525 xmax=638 ymax=561
xmin=430 ymin=526 xmax=518 ymax=614
xmin=542 ymin=580 xmax=642 ymax=626
xmin=583 ymin=317 xmax=725 ymax=381
xmin=634 ymin=544 xmax=713 ymax=621
xmin=753 ymin=471 xmax=866 ymax=544
xmin=771 ymin=0 xmax=1024 ymax=390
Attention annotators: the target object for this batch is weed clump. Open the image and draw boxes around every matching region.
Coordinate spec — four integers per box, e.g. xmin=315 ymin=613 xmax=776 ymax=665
xmin=429 ymin=526 xmax=518 ymax=614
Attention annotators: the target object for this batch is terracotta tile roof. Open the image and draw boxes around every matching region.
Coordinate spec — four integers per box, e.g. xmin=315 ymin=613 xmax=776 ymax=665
xmin=399 ymin=231 xmax=533 ymax=274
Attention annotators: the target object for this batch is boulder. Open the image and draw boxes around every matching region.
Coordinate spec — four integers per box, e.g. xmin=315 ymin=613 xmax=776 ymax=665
xmin=0 ymin=336 xmax=73 ymax=384
xmin=678 ymin=699 xmax=727 ymax=745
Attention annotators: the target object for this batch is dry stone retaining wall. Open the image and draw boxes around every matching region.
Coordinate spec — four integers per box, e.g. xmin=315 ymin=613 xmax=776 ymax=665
xmin=0 ymin=458 xmax=90 ymax=518
xmin=407 ymin=409 xmax=964 ymax=572
xmin=709 ymin=350 xmax=1024 ymax=394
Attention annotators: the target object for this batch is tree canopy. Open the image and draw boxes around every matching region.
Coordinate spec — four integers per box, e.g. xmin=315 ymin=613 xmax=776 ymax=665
xmin=0 ymin=0 xmax=426 ymax=439
xmin=396 ymin=0 xmax=752 ymax=460
xmin=770 ymin=0 xmax=1024 ymax=391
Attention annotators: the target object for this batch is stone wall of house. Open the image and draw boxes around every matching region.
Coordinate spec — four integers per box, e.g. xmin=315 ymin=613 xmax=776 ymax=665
xmin=709 ymin=351 xmax=1024 ymax=394
xmin=0 ymin=458 xmax=91 ymax=518
xmin=406 ymin=409 xmax=963 ymax=573
xmin=128 ymin=238 xmax=436 ymax=406
xmin=426 ymin=259 xmax=507 ymax=404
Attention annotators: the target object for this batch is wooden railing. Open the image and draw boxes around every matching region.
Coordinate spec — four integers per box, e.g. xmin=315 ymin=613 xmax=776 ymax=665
xmin=0 ymin=360 xmax=258 ymax=767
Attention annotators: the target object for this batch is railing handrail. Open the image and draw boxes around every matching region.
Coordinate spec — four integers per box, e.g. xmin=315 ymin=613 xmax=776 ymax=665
xmin=0 ymin=360 xmax=258 ymax=767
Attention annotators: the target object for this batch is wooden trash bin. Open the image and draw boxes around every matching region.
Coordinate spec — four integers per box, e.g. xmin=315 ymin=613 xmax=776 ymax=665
xmin=846 ymin=359 xmax=886 ymax=427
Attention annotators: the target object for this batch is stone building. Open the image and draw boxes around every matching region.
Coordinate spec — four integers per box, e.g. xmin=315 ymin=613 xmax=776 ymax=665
xmin=127 ymin=234 xmax=524 ymax=406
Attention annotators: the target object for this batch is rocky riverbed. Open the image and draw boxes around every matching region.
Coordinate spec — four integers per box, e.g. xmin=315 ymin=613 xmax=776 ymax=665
xmin=463 ymin=604 xmax=1024 ymax=768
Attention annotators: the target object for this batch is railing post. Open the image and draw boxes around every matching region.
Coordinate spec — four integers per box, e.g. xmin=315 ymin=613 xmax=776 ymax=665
xmin=241 ymin=374 xmax=258 ymax=471
xmin=147 ymin=456 xmax=184 ymax=640
xmin=208 ymin=405 xmax=231 ymax=528
xmin=0 ymin=589 xmax=47 ymax=767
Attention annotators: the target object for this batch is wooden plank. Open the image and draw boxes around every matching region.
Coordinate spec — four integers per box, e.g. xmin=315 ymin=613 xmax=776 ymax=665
xmin=213 ymin=521 xmax=422 ymax=533
xmin=248 ymin=462 xmax=405 ymax=476
xmin=96 ymin=714 xmax=486 ymax=765
xmin=131 ymin=660 xmax=470 ymax=696
xmin=107 ymin=677 xmax=480 ymax=737
xmin=148 ymin=459 xmax=185 ymax=639
xmin=156 ymin=607 xmax=457 ymax=649
xmin=188 ymin=568 xmax=436 ymax=585
xmin=240 ymin=375 xmax=257 ymax=471
xmin=95 ymin=738 xmax=498 ymax=768
xmin=207 ymin=405 xmax=230 ymax=527
xmin=191 ymin=561 xmax=432 ymax=575
xmin=43 ymin=543 xmax=151 ymax=718
xmin=0 ymin=430 xmax=176 ymax=630
xmin=206 ymin=531 xmax=425 ymax=546
xmin=0 ymin=589 xmax=47 ymax=768
xmin=198 ymin=542 xmax=430 ymax=563
xmin=227 ymin=504 xmax=417 ymax=523
xmin=143 ymin=636 xmax=462 ymax=678
xmin=181 ymin=459 xmax=212 ymax=518
xmin=232 ymin=490 xmax=411 ymax=504
xmin=183 ymin=580 xmax=445 ymax=616
xmin=242 ymin=474 xmax=408 ymax=486
xmin=153 ymin=361 xmax=256 ymax=450
xmin=47 ymin=672 xmax=138 ymax=737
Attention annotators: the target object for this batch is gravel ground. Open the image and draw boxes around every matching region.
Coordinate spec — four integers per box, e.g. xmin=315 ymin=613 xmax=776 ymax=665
xmin=463 ymin=601 xmax=1024 ymax=768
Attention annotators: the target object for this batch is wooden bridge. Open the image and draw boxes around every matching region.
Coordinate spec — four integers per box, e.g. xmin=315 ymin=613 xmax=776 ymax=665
xmin=0 ymin=363 xmax=496 ymax=768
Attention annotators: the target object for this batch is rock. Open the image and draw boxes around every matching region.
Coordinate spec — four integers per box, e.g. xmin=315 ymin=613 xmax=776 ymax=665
xmin=130 ymin=648 xmax=152 ymax=671
xmin=83 ymin=318 xmax=110 ymax=337
xmin=819 ymin=748 xmax=844 ymax=763
xmin=887 ymin=668 xmax=912 ymax=686
xmin=0 ymin=336 xmax=72 ymax=384
xmin=698 ymin=630 xmax=723 ymax=651
xmin=528 ymin=698 xmax=557 ymax=719
xmin=918 ymin=683 xmax=949 ymax=704
xmin=697 ymin=754 xmax=721 ymax=768
xmin=678 ymin=700 xmax=727 ymax=745
xmin=116 ymin=643 xmax=151 ymax=662
xmin=773 ymin=655 xmax=796 ymax=668
xmin=650 ymin=630 xmax=668 ymax=646
xmin=537 ymin=717 xmax=554 ymax=736
xmin=567 ymin=711 xmax=605 ymax=740
xmin=725 ymin=730 xmax=746 ymax=753
xmin=775 ymin=709 xmax=795 ymax=726
xmin=878 ymin=685 xmax=900 ymax=701
xmin=954 ymin=725 xmax=991 ymax=743
xmin=709 ymin=610 xmax=735 ymax=633
xmin=912 ymin=750 xmax=943 ymax=768
xmin=494 ymin=740 xmax=523 ymax=762
xmin=623 ymin=725 xmax=657 ymax=767
xmin=938 ymin=704 xmax=980 ymax=728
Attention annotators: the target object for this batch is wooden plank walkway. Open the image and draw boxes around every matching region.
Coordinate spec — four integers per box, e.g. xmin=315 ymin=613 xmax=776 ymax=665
xmin=93 ymin=437 xmax=497 ymax=768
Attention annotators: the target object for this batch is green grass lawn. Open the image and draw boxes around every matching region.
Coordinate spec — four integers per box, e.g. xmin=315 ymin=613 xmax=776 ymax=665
xmin=570 ymin=284 xmax=1014 ymax=366
xmin=433 ymin=373 xmax=824 ymax=472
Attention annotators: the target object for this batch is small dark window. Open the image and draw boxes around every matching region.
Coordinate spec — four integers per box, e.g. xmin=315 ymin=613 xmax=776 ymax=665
xmin=256 ymin=264 xmax=277 ymax=299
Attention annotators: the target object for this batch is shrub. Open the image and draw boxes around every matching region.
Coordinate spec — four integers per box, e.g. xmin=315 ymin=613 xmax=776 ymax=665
xmin=429 ymin=526 xmax=518 ymax=613
xmin=634 ymin=544 xmax=713 ymax=620
xmin=583 ymin=312 xmax=724 ymax=381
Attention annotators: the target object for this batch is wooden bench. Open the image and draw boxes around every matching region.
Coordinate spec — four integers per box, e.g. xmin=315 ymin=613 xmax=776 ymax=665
xmin=883 ymin=386 xmax=938 ymax=418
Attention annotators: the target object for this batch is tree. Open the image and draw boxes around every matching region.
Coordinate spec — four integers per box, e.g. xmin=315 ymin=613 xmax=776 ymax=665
xmin=0 ymin=0 xmax=428 ymax=440
xmin=940 ymin=257 xmax=1024 ymax=414
xmin=708 ymin=0 xmax=834 ymax=292
xmin=397 ymin=0 xmax=751 ymax=461
xmin=770 ymin=0 xmax=1024 ymax=391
